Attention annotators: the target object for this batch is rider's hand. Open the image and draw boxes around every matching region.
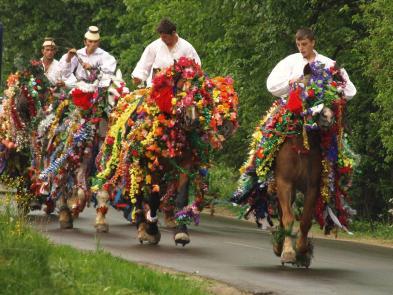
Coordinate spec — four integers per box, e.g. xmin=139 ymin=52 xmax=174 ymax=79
xmin=82 ymin=63 xmax=92 ymax=70
xmin=56 ymin=81 xmax=65 ymax=88
xmin=132 ymin=77 xmax=142 ymax=85
xmin=66 ymin=48 xmax=77 ymax=62
xmin=289 ymin=77 xmax=302 ymax=86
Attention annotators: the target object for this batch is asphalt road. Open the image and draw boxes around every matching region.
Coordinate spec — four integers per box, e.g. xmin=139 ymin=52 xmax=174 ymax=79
xmin=30 ymin=207 xmax=393 ymax=295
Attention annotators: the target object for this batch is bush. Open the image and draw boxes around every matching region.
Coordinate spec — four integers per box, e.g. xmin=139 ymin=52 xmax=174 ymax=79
xmin=208 ymin=163 xmax=239 ymax=200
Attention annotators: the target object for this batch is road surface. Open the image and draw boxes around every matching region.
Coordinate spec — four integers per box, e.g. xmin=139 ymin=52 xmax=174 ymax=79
xmin=30 ymin=207 xmax=393 ymax=295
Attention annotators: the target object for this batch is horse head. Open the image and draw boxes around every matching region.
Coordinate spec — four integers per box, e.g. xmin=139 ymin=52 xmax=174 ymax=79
xmin=107 ymin=69 xmax=129 ymax=108
xmin=318 ymin=106 xmax=334 ymax=130
xmin=177 ymin=104 xmax=200 ymax=131
xmin=298 ymin=62 xmax=348 ymax=132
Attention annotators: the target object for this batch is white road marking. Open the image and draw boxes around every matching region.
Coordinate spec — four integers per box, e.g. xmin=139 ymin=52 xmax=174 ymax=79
xmin=224 ymin=241 xmax=271 ymax=251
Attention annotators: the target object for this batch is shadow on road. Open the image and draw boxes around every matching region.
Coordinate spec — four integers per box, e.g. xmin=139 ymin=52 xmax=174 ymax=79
xmin=243 ymin=265 xmax=356 ymax=279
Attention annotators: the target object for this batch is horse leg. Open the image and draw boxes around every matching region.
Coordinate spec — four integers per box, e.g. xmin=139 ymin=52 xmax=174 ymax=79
xmin=296 ymin=187 xmax=317 ymax=253
xmin=272 ymin=202 xmax=284 ymax=257
xmin=58 ymin=194 xmax=73 ymax=229
xmin=95 ymin=190 xmax=109 ymax=232
xmin=134 ymin=194 xmax=147 ymax=243
xmin=174 ymin=172 xmax=190 ymax=246
xmin=137 ymin=192 xmax=161 ymax=244
xmin=276 ymin=179 xmax=296 ymax=263
xmin=294 ymin=187 xmax=317 ymax=268
xmin=162 ymin=182 xmax=177 ymax=228
xmin=67 ymin=163 xmax=87 ymax=219
xmin=163 ymin=206 xmax=177 ymax=228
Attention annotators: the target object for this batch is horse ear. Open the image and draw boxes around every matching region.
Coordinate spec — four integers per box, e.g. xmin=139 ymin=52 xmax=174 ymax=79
xmin=303 ymin=64 xmax=312 ymax=75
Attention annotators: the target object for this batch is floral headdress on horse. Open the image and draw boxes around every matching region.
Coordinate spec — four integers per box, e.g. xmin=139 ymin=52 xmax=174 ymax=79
xmin=0 ymin=60 xmax=51 ymax=149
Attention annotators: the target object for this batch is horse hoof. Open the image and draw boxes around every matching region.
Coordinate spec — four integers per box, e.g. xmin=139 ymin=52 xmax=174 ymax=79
xmin=137 ymin=222 xmax=161 ymax=245
xmin=281 ymin=250 xmax=296 ymax=263
xmin=295 ymin=240 xmax=313 ymax=268
xmin=174 ymin=232 xmax=190 ymax=246
xmin=59 ymin=207 xmax=73 ymax=229
xmin=174 ymin=224 xmax=190 ymax=246
xmin=296 ymin=253 xmax=312 ymax=268
xmin=95 ymin=223 xmax=109 ymax=233
xmin=273 ymin=243 xmax=283 ymax=257
xmin=150 ymin=233 xmax=161 ymax=245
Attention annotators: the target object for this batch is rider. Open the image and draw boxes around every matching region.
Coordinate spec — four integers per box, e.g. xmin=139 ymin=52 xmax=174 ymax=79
xmin=131 ymin=19 xmax=201 ymax=243
xmin=267 ymin=27 xmax=356 ymax=99
xmin=59 ymin=26 xmax=117 ymax=88
xmin=132 ymin=18 xmax=201 ymax=86
xmin=41 ymin=37 xmax=74 ymax=91
xmin=41 ymin=37 xmax=61 ymax=86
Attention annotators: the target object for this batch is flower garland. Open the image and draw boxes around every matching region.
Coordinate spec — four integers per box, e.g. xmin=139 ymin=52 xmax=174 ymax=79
xmin=92 ymin=57 xmax=239 ymax=224
xmin=29 ymin=69 xmax=129 ymax=202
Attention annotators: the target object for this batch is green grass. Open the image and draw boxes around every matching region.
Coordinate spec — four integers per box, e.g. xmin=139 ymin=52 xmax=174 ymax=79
xmin=0 ymin=195 xmax=210 ymax=295
xmin=208 ymin=163 xmax=239 ymax=201
xmin=336 ymin=220 xmax=393 ymax=241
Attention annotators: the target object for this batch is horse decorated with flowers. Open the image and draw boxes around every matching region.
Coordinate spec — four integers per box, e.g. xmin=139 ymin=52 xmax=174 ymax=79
xmin=92 ymin=57 xmax=238 ymax=246
xmin=231 ymin=62 xmax=357 ymax=267
xmin=0 ymin=60 xmax=54 ymax=209
xmin=29 ymin=67 xmax=128 ymax=228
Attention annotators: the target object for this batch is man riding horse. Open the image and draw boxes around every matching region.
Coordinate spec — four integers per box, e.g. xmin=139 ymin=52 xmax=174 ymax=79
xmin=232 ymin=28 xmax=357 ymax=267
xmin=128 ymin=18 xmax=202 ymax=243
xmin=93 ymin=57 xmax=238 ymax=246
xmin=33 ymin=26 xmax=122 ymax=228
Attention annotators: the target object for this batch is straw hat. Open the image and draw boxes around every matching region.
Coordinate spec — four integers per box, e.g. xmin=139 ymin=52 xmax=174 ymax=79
xmin=84 ymin=26 xmax=100 ymax=41
xmin=42 ymin=37 xmax=56 ymax=47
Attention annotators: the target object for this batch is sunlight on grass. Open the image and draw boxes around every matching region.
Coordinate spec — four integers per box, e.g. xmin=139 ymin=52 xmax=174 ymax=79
xmin=0 ymin=192 xmax=211 ymax=295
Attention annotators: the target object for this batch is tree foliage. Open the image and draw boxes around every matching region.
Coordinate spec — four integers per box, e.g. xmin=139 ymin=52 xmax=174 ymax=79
xmin=0 ymin=0 xmax=392 ymax=221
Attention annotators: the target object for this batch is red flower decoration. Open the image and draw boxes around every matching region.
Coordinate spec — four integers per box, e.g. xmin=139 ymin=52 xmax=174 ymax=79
xmin=71 ymin=88 xmax=94 ymax=110
xmin=177 ymin=56 xmax=193 ymax=67
xmin=286 ymin=87 xmax=303 ymax=114
xmin=151 ymin=73 xmax=174 ymax=113
xmin=90 ymin=117 xmax=102 ymax=124
xmin=182 ymin=67 xmax=196 ymax=80
xmin=307 ymin=89 xmax=315 ymax=98
xmin=105 ymin=136 xmax=115 ymax=145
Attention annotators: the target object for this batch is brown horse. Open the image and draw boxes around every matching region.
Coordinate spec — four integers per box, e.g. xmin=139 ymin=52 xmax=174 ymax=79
xmin=272 ymin=106 xmax=334 ymax=267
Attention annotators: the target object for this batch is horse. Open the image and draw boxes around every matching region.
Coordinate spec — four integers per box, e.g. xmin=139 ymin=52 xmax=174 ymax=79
xmin=33 ymin=68 xmax=128 ymax=228
xmin=272 ymin=105 xmax=334 ymax=267
xmin=0 ymin=61 xmax=53 ymax=210
xmin=232 ymin=62 xmax=355 ymax=267
xmin=93 ymin=58 xmax=238 ymax=246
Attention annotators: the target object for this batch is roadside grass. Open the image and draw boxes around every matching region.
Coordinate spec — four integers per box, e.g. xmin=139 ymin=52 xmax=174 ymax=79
xmin=0 ymin=194 xmax=210 ymax=295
